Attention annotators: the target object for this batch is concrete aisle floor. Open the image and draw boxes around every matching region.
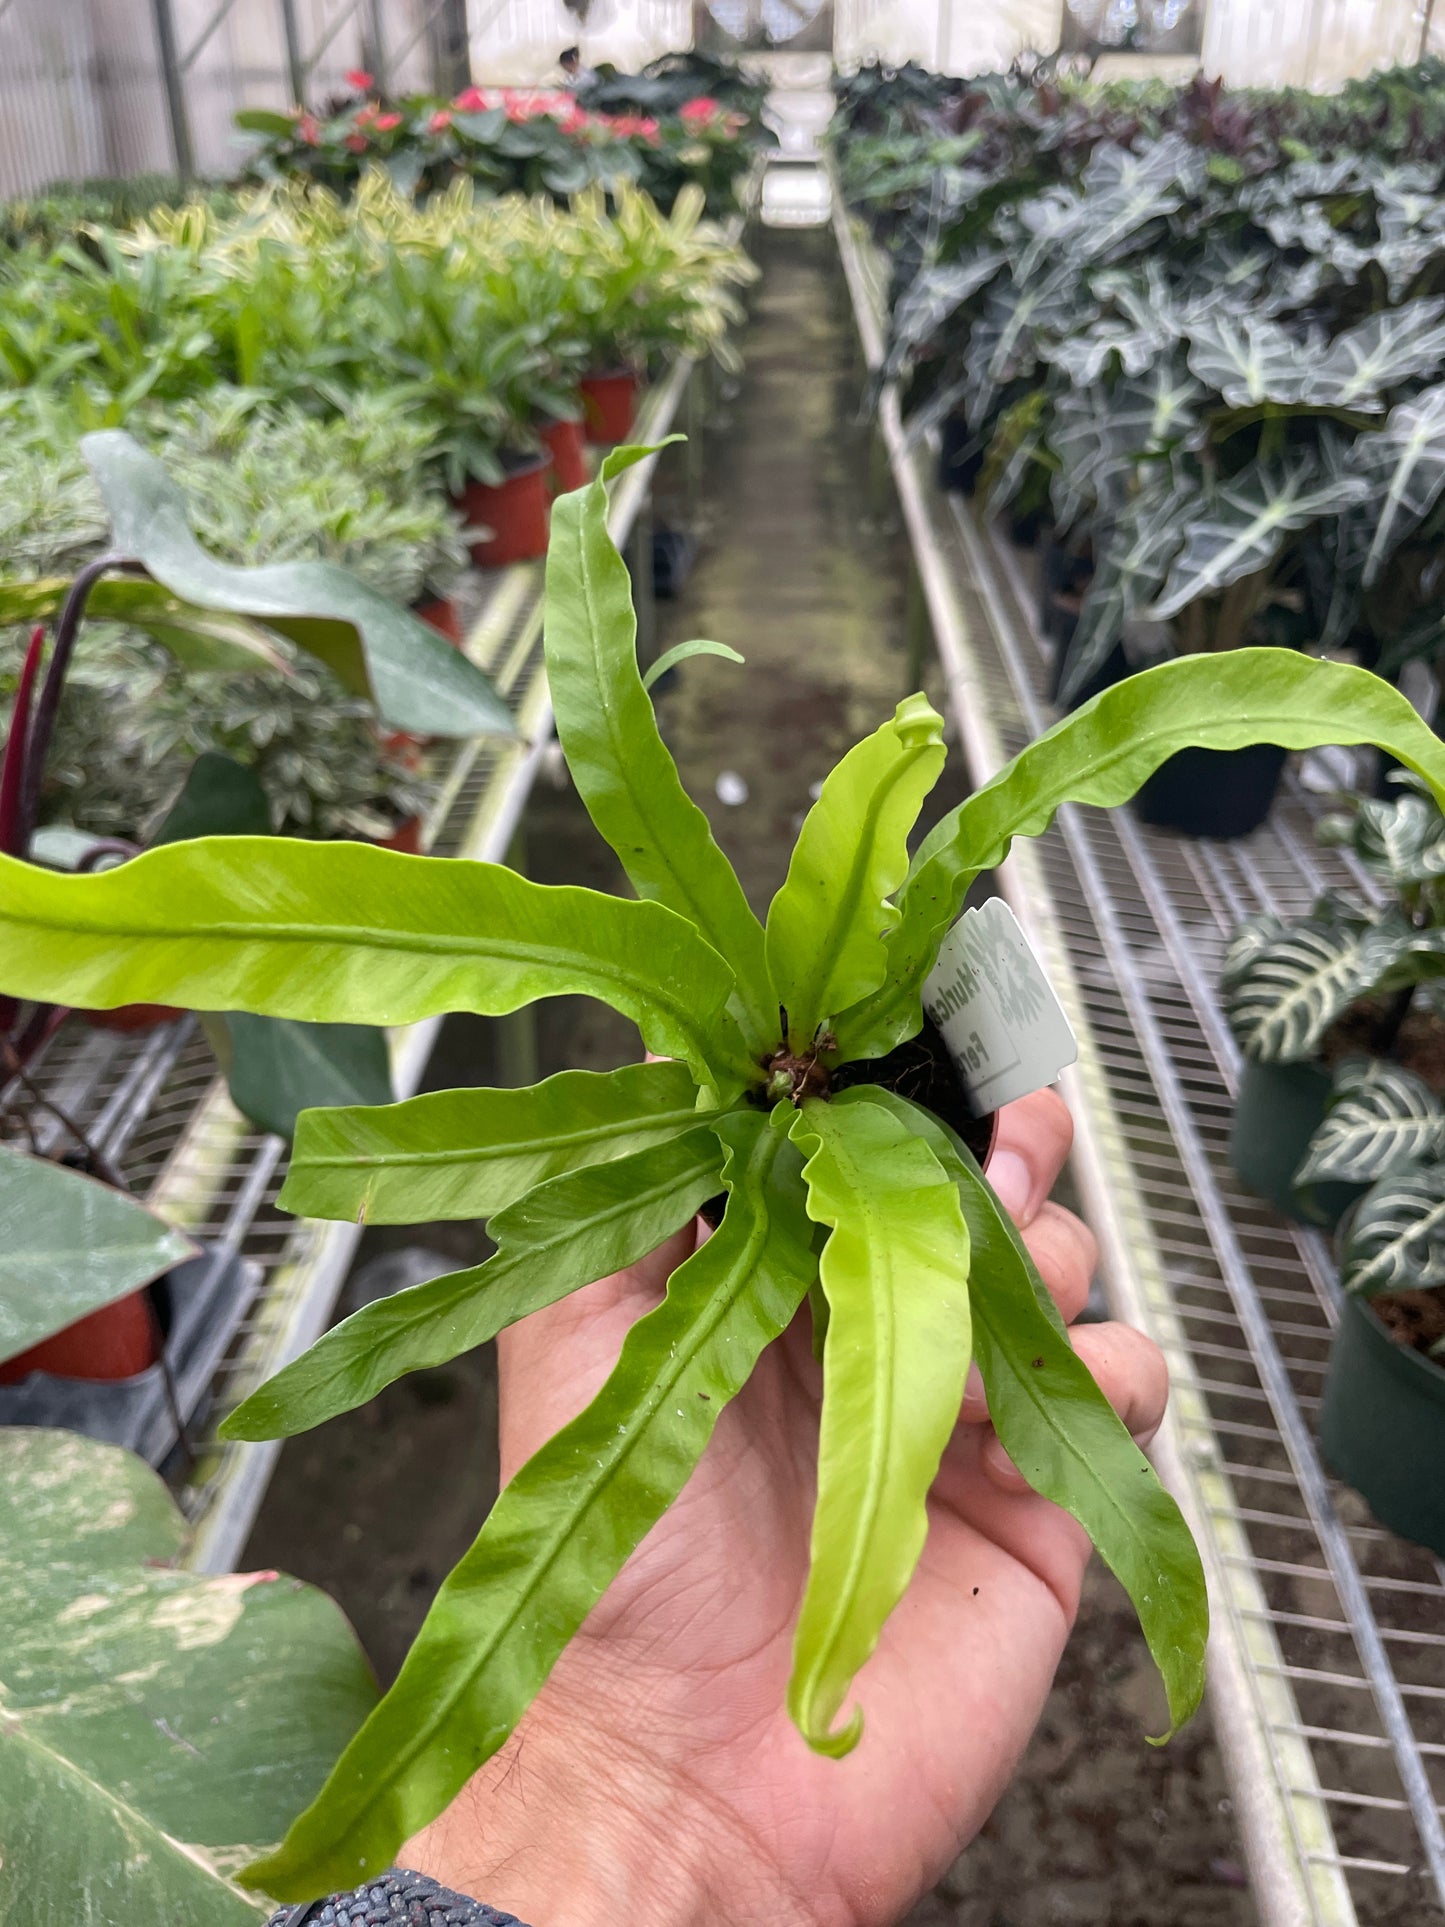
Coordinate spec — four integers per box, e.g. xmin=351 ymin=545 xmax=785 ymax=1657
xmin=245 ymin=224 xmax=1257 ymax=1927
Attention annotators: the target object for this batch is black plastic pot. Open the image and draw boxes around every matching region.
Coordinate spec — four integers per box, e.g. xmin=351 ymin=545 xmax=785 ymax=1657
xmin=1133 ymin=742 xmax=1288 ymax=840
xmin=1229 ymin=1058 xmax=1364 ymax=1229
xmin=937 ymin=414 xmax=982 ymax=495
xmin=1319 ymin=1289 xmax=1445 ymax=1558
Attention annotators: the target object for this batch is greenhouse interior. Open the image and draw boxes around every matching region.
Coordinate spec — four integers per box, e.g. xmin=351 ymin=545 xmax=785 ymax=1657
xmin=9 ymin=1 xmax=1445 ymax=1923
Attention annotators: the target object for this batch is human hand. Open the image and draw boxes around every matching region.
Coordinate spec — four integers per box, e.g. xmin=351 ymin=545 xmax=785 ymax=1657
xmin=406 ymin=1088 xmax=1168 ymax=1927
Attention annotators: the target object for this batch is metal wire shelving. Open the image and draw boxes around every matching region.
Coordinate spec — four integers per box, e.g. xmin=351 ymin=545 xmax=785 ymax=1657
xmin=6 ymin=355 xmax=706 ymax=1576
xmin=833 ymin=192 xmax=1445 ymax=1927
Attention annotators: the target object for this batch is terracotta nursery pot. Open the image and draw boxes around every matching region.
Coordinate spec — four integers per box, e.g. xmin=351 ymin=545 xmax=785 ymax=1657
xmin=0 ymin=1288 xmax=161 ymax=1385
xmin=413 ymin=595 xmax=463 ymax=646
xmin=457 ymin=454 xmax=552 ymax=568
xmin=580 ymin=369 xmax=640 ymax=445
xmin=541 ymin=415 xmax=590 ymax=494
xmin=81 ymin=1003 xmax=181 ymax=1033
xmin=379 ymin=816 xmax=425 ymax=855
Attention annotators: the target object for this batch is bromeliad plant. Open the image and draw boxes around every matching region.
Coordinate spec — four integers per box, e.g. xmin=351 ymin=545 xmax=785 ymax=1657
xmin=18 ymin=447 xmax=1445 ymax=1896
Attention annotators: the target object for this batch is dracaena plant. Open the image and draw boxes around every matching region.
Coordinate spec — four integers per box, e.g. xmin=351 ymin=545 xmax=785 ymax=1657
xmin=14 ymin=446 xmax=1445 ymax=1898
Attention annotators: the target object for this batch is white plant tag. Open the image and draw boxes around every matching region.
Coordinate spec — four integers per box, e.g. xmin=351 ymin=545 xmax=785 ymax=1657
xmin=922 ymin=898 xmax=1078 ymax=1113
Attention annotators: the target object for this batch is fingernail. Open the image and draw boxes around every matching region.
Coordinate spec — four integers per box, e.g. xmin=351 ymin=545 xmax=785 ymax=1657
xmin=982 ymin=1433 xmax=1030 ymax=1492
xmin=987 ymin=1148 xmax=1035 ymax=1225
xmin=961 ymin=1362 xmax=987 ymax=1418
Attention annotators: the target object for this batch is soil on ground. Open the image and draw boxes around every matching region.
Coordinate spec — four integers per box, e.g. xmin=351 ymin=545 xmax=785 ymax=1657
xmin=244 ymin=223 xmax=1257 ymax=1926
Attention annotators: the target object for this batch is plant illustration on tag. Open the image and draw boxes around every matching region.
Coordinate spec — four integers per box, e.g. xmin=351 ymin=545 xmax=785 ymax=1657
xmin=924 ymin=900 xmax=1079 ymax=1113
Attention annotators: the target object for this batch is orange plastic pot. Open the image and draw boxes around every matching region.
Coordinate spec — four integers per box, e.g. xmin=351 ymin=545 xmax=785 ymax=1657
xmin=414 ymin=595 xmax=462 ymax=646
xmin=0 ymin=1288 xmax=161 ymax=1385
xmin=82 ymin=1004 xmax=180 ymax=1033
xmin=580 ymin=370 xmax=640 ymax=446
xmin=379 ymin=816 xmax=425 ymax=855
xmin=541 ymin=415 xmax=589 ymax=493
xmin=456 ymin=456 xmax=552 ymax=568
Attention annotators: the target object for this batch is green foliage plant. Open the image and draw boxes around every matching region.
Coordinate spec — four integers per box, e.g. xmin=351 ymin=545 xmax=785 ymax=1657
xmin=16 ymin=447 xmax=1445 ymax=1895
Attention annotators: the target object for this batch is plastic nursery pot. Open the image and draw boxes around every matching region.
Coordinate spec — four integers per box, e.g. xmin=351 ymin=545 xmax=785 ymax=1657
xmin=457 ymin=454 xmax=552 ymax=568
xmin=0 ymin=1288 xmax=161 ymax=1386
xmin=936 ymin=413 xmax=982 ymax=495
xmin=414 ymin=595 xmax=463 ymax=646
xmin=540 ymin=415 xmax=590 ymax=494
xmin=579 ymin=369 xmax=641 ymax=446
xmin=81 ymin=1003 xmax=181 ymax=1033
xmin=1133 ymin=742 xmax=1288 ymax=840
xmin=1319 ymin=1288 xmax=1445 ymax=1558
xmin=378 ymin=815 xmax=425 ymax=855
xmin=1229 ymin=1057 xmax=1365 ymax=1229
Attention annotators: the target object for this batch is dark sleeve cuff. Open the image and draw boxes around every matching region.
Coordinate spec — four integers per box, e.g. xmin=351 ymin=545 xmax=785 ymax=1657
xmin=267 ymin=1867 xmax=531 ymax=1924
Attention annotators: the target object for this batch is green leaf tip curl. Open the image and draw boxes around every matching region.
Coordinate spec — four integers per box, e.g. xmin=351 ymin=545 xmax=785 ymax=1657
xmin=641 ymin=638 xmax=745 ymax=691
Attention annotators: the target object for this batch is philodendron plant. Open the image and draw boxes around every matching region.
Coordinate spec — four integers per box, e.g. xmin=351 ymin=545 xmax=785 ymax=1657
xmin=10 ymin=445 xmax=1445 ymax=1899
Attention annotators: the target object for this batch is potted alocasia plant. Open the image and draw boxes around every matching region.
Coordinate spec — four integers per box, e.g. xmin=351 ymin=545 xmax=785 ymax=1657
xmin=9 ymin=443 xmax=1445 ymax=1901
xmin=1222 ymin=782 xmax=1445 ymax=1225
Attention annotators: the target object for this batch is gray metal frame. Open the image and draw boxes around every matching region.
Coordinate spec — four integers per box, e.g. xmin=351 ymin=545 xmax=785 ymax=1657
xmin=834 ymin=184 xmax=1445 ymax=1926
xmin=148 ymin=0 xmax=472 ymax=178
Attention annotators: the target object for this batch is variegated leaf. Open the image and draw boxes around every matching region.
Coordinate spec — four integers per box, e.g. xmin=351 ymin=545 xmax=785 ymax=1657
xmin=1148 ymin=461 xmax=1370 ymax=623
xmin=1059 ymin=488 xmax=1190 ymax=704
xmin=1341 ymin=1164 xmax=1445 ymax=1296
xmin=884 ymin=252 xmax=1006 ymax=379
xmin=1313 ymin=299 xmax=1445 ymax=412
xmin=1349 ymin=381 xmax=1445 ymax=586
xmin=1185 ymin=314 xmax=1315 ymax=409
xmin=1299 ymin=1059 xmax=1445 ymax=1186
xmin=1223 ymin=913 xmax=1407 ymax=1063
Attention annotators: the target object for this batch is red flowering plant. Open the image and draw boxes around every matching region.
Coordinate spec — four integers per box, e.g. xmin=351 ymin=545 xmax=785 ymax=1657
xmin=235 ymin=69 xmax=761 ymax=214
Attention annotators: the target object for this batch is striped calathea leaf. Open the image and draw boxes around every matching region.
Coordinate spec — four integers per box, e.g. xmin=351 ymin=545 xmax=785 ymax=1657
xmin=1340 ymin=1163 xmax=1445 ymax=1296
xmin=1299 ymin=1059 xmax=1445 ymax=1188
xmin=1316 ymin=788 xmax=1445 ymax=896
xmin=1222 ymin=908 xmax=1441 ymax=1064
xmin=25 ymin=439 xmax=1445 ymax=1896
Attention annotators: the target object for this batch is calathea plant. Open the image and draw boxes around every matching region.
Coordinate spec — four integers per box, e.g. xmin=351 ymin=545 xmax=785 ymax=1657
xmin=1224 ymin=782 xmax=1445 ymax=1075
xmin=12 ymin=446 xmax=1445 ymax=1899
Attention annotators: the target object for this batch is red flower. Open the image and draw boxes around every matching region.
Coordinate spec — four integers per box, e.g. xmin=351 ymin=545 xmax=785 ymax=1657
xmin=374 ymin=111 xmax=402 ymax=131
xmin=558 ymin=103 xmax=589 ymax=134
xmin=453 ymin=85 xmax=487 ymax=112
xmin=345 ymin=132 xmax=368 ymax=153
xmin=344 ymin=69 xmax=374 ymax=92
xmin=429 ymin=108 xmax=452 ymax=132
xmin=679 ymin=96 xmax=720 ymax=123
xmin=297 ymin=113 xmax=322 ymax=145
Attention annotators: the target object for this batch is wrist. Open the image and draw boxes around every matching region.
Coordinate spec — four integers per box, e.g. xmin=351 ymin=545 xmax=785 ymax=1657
xmin=402 ymin=1677 xmax=807 ymax=1927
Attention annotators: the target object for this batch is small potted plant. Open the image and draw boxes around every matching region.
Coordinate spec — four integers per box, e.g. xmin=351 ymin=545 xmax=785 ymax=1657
xmin=1317 ymin=1127 xmax=1445 ymax=1557
xmin=564 ymin=183 xmax=754 ymax=443
xmin=15 ymin=443 xmax=1445 ymax=1900
xmin=1222 ymin=783 xmax=1445 ymax=1223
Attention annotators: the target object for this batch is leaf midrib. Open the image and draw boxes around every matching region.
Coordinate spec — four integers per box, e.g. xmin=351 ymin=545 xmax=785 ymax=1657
xmin=292 ymin=1106 xmax=704 ymax=1174
xmin=568 ymin=504 xmax=765 ymax=1017
xmin=321 ymin=1137 xmax=780 ymax=1855
xmin=787 ymin=741 xmax=937 ymax=1037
